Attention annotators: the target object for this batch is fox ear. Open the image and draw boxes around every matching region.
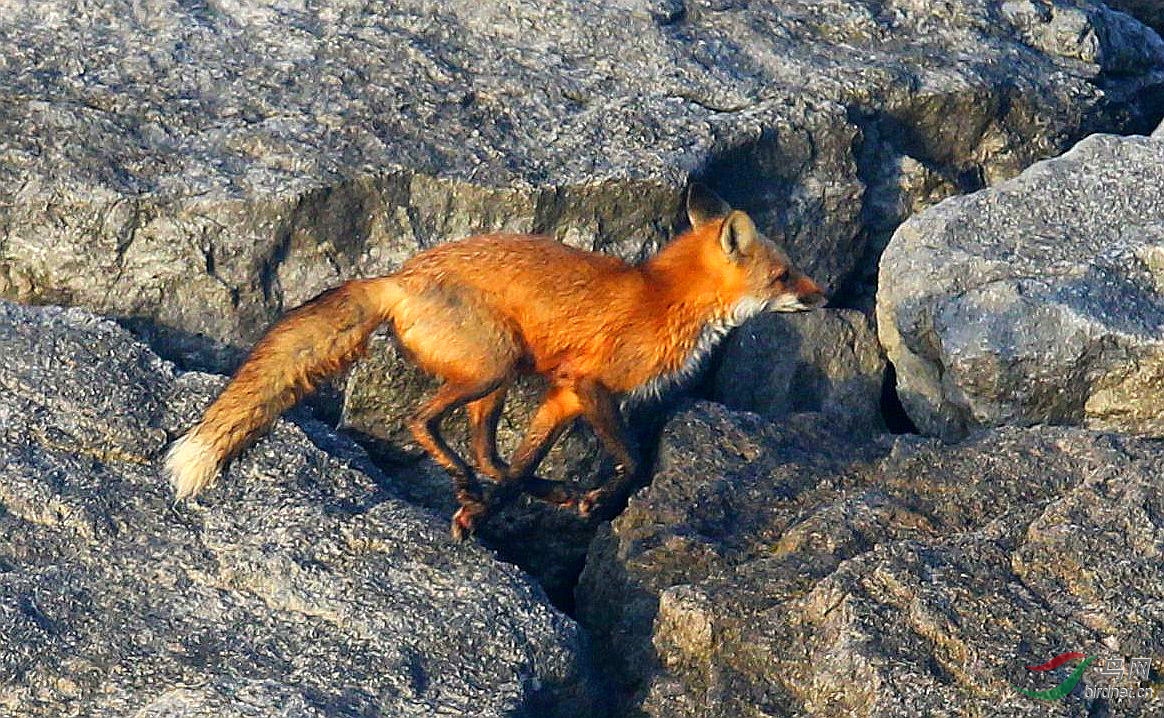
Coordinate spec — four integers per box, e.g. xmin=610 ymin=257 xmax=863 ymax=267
xmin=719 ymin=211 xmax=757 ymax=256
xmin=687 ymin=183 xmax=732 ymax=229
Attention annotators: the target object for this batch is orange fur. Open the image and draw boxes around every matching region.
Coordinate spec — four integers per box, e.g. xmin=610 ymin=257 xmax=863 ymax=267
xmin=166 ymin=278 xmax=401 ymax=499
xmin=165 ymin=185 xmax=826 ymax=535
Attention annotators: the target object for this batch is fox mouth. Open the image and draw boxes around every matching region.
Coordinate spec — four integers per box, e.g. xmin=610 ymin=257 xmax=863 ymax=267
xmin=771 ymin=293 xmax=827 ymax=312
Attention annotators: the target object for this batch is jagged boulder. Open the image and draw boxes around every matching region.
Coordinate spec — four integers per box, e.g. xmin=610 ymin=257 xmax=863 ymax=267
xmin=0 ymin=0 xmax=1161 ymax=373
xmin=576 ymin=402 xmax=1164 ymax=717
xmin=878 ymin=125 xmax=1164 ymax=439
xmin=711 ymin=309 xmax=887 ymax=437
xmin=0 ymin=301 xmax=600 ymax=717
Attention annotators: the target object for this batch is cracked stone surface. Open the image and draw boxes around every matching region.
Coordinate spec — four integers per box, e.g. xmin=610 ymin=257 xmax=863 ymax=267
xmin=711 ymin=308 xmax=887 ymax=438
xmin=576 ymin=402 xmax=1164 ymax=717
xmin=877 ymin=122 xmax=1164 ymax=439
xmin=0 ymin=0 xmax=1162 ymax=374
xmin=0 ymin=300 xmax=601 ymax=717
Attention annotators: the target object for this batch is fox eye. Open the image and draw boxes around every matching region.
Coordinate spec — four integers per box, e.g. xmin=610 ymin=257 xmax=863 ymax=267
xmin=773 ymin=269 xmax=789 ymax=283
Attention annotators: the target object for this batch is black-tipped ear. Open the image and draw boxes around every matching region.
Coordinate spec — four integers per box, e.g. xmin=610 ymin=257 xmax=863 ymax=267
xmin=719 ymin=211 xmax=757 ymax=256
xmin=687 ymin=183 xmax=732 ymax=229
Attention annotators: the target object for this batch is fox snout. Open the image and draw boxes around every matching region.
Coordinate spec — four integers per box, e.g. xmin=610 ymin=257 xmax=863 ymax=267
xmin=795 ymin=275 xmax=828 ymax=309
xmin=771 ymin=274 xmax=827 ymax=312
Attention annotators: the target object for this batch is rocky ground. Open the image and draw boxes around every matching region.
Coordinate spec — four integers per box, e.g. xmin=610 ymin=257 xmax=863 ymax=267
xmin=0 ymin=301 xmax=600 ymax=716
xmin=577 ymin=403 xmax=1164 ymax=717
xmin=2 ymin=1 xmax=1164 ymax=716
xmin=1108 ymin=0 xmax=1164 ymax=36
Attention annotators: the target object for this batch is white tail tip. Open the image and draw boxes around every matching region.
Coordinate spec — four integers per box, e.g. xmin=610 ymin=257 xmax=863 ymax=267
xmin=164 ymin=431 xmax=221 ymax=500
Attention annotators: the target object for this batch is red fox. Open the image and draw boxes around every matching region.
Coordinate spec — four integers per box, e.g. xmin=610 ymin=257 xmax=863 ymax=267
xmin=165 ymin=184 xmax=826 ymax=538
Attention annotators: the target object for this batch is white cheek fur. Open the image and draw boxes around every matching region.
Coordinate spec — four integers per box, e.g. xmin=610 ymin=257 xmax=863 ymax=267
xmin=626 ymin=295 xmax=772 ymax=403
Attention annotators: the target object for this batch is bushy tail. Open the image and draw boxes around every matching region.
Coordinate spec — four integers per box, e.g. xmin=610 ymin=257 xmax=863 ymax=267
xmin=165 ymin=276 xmax=403 ymax=500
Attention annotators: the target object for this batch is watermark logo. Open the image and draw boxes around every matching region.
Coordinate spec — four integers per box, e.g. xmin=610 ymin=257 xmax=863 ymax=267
xmin=1015 ymin=651 xmax=1155 ymax=703
xmin=1016 ymin=652 xmax=1094 ymax=701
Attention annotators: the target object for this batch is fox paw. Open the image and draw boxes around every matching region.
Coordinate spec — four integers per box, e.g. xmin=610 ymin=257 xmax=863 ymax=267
xmin=450 ymin=506 xmax=476 ymax=541
xmin=577 ymin=489 xmax=607 ymax=518
xmin=450 ymin=499 xmax=488 ymax=541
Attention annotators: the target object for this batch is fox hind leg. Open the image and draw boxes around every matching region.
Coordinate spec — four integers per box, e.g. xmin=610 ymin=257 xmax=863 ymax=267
xmin=465 ymin=385 xmax=510 ymax=481
xmin=393 ymin=283 xmax=521 ymax=539
xmin=409 ymin=379 xmax=505 ymax=540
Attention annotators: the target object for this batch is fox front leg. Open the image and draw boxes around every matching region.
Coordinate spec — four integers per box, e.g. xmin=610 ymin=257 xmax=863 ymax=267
xmin=495 ymin=384 xmax=588 ymax=512
xmin=575 ymin=381 xmax=639 ymax=518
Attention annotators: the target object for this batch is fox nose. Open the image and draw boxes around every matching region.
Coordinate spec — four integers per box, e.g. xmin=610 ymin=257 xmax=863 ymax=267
xmin=802 ymin=291 xmax=828 ymax=309
xmin=795 ymin=277 xmax=828 ymax=308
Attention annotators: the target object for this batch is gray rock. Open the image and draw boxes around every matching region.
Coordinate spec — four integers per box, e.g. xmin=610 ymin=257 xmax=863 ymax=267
xmin=877 ymin=130 xmax=1164 ymax=439
xmin=0 ymin=0 xmax=1162 ymax=375
xmin=576 ymin=402 xmax=1164 ymax=717
xmin=0 ymin=301 xmax=600 ymax=717
xmin=576 ymin=404 xmax=889 ymax=716
xmin=1105 ymin=0 xmax=1164 ymax=36
xmin=711 ymin=309 xmax=887 ymax=437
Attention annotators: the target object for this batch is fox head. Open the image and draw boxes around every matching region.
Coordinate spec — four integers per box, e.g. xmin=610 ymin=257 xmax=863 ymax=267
xmin=686 ymin=183 xmax=827 ymax=319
